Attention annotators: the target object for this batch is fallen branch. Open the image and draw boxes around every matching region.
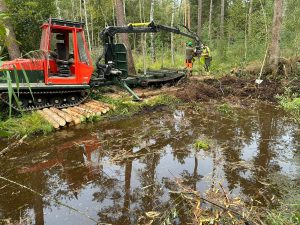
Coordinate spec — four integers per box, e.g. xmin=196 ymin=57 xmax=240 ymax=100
xmin=0 ymin=135 xmax=27 ymax=157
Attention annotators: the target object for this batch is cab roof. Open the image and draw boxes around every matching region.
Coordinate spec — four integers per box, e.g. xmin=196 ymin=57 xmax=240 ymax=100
xmin=41 ymin=18 xmax=85 ymax=29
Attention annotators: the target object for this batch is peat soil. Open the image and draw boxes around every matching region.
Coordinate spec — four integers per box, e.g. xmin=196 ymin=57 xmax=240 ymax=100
xmin=175 ymin=75 xmax=283 ymax=103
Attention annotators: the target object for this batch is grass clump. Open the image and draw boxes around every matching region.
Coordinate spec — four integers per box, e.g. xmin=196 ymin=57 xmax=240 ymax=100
xmin=264 ymin=175 xmax=300 ymax=225
xmin=193 ymin=139 xmax=210 ymax=150
xmin=96 ymin=94 xmax=180 ymax=117
xmin=277 ymin=96 xmax=300 ymax=122
xmin=266 ymin=208 xmax=300 ymax=225
xmin=0 ymin=112 xmax=53 ymax=137
xmin=143 ymin=94 xmax=181 ymax=107
xmin=217 ymin=103 xmax=235 ymax=116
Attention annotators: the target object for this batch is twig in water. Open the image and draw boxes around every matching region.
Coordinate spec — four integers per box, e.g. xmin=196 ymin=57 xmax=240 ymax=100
xmin=0 ymin=135 xmax=27 ymax=157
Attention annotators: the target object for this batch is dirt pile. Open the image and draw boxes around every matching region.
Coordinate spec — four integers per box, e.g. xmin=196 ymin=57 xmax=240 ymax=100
xmin=176 ymin=75 xmax=283 ymax=102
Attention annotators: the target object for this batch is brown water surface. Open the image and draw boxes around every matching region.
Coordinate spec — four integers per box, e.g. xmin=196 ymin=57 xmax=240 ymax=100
xmin=0 ymin=103 xmax=299 ymax=224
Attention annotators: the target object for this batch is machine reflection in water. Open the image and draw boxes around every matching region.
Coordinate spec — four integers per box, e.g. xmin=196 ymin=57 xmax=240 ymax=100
xmin=0 ymin=103 xmax=298 ymax=224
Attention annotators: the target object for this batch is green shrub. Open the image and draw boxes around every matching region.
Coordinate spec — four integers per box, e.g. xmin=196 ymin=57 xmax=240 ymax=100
xmin=278 ymin=96 xmax=300 ymax=122
xmin=193 ymin=139 xmax=210 ymax=150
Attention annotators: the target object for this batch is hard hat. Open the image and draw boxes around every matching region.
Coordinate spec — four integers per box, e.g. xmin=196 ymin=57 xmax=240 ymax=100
xmin=187 ymin=41 xmax=193 ymax=47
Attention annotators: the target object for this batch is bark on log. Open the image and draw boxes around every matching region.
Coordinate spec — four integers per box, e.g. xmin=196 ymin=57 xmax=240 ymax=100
xmin=37 ymin=110 xmax=60 ymax=129
xmin=68 ymin=107 xmax=89 ymax=118
xmin=62 ymin=109 xmax=81 ymax=124
xmin=65 ymin=108 xmax=85 ymax=121
xmin=77 ymin=105 xmax=96 ymax=116
xmin=89 ymin=100 xmax=115 ymax=110
xmin=84 ymin=102 xmax=109 ymax=113
xmin=80 ymin=104 xmax=102 ymax=116
xmin=81 ymin=104 xmax=102 ymax=116
xmin=74 ymin=106 xmax=92 ymax=118
xmin=43 ymin=108 xmax=66 ymax=127
xmin=50 ymin=108 xmax=73 ymax=123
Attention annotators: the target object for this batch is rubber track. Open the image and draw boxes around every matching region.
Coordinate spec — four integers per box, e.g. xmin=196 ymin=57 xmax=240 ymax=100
xmin=0 ymin=90 xmax=89 ymax=112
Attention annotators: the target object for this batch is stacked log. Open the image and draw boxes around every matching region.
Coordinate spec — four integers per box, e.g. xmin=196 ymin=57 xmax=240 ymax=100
xmin=37 ymin=100 xmax=112 ymax=129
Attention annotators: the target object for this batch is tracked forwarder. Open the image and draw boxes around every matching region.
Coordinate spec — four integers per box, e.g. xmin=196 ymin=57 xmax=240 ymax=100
xmin=0 ymin=18 xmax=203 ymax=111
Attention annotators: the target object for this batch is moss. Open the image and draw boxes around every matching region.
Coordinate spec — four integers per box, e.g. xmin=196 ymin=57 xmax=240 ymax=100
xmin=0 ymin=112 xmax=53 ymax=137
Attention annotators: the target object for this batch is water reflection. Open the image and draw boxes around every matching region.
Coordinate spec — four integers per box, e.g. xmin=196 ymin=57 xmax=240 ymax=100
xmin=0 ymin=103 xmax=298 ymax=224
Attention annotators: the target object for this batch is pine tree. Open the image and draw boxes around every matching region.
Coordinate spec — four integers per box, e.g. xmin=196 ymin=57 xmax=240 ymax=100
xmin=197 ymin=0 xmax=202 ymax=36
xmin=115 ymin=0 xmax=136 ymax=75
xmin=269 ymin=0 xmax=284 ymax=74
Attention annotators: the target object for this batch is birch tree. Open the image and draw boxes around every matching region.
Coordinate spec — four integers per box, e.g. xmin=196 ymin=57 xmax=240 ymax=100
xmin=150 ymin=0 xmax=156 ymax=62
xmin=269 ymin=0 xmax=284 ymax=74
xmin=0 ymin=0 xmax=21 ymax=59
xmin=115 ymin=0 xmax=136 ymax=75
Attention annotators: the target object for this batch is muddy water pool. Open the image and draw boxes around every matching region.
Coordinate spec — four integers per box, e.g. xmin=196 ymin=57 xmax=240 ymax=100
xmin=0 ymin=103 xmax=299 ymax=224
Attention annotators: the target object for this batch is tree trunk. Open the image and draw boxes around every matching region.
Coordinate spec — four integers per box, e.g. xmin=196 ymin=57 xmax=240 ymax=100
xmin=248 ymin=0 xmax=253 ymax=37
xmin=112 ymin=0 xmax=116 ymax=27
xmin=83 ymin=0 xmax=91 ymax=52
xmin=139 ymin=0 xmax=146 ymax=74
xmin=208 ymin=0 xmax=213 ymax=43
xmin=91 ymin=14 xmax=94 ymax=48
xmin=55 ymin=0 xmax=61 ymax=18
xmin=150 ymin=0 xmax=156 ymax=62
xmin=197 ymin=0 xmax=202 ymax=36
xmin=79 ymin=0 xmax=83 ymax=21
xmin=0 ymin=0 xmax=21 ymax=59
xmin=220 ymin=0 xmax=225 ymax=38
xmin=71 ymin=0 xmax=76 ymax=20
xmin=268 ymin=0 xmax=284 ymax=74
xmin=115 ymin=0 xmax=136 ymax=75
xmin=184 ymin=0 xmax=187 ymax=27
xmin=171 ymin=0 xmax=175 ymax=65
xmin=188 ymin=0 xmax=191 ymax=29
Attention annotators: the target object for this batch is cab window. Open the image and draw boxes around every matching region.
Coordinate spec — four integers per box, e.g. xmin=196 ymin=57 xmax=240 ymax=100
xmin=77 ymin=32 xmax=89 ymax=64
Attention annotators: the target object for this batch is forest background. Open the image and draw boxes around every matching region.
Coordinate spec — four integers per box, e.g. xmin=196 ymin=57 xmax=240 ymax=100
xmin=0 ymin=0 xmax=299 ymax=75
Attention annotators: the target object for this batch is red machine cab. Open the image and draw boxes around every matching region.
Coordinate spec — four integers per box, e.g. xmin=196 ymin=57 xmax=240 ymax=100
xmin=40 ymin=18 xmax=94 ymax=85
xmin=0 ymin=18 xmax=94 ymax=110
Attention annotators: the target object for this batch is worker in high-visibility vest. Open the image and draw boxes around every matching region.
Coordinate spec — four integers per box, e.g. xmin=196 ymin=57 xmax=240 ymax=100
xmin=200 ymin=44 xmax=212 ymax=72
xmin=185 ymin=41 xmax=196 ymax=74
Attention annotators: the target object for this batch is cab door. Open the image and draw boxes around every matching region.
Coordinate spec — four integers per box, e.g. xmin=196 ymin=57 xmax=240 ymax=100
xmin=73 ymin=30 xmax=94 ymax=85
xmin=46 ymin=29 xmax=78 ymax=85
